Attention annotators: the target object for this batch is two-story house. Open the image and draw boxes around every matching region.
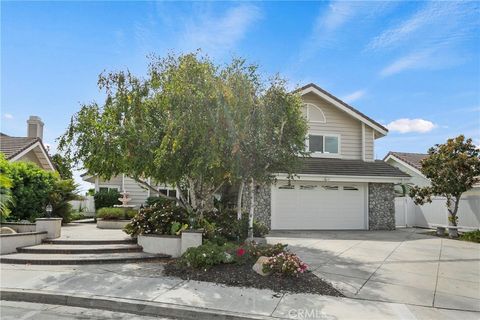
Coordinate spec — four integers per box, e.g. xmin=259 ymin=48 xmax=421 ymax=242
xmin=246 ymin=83 xmax=410 ymax=231
xmin=85 ymin=83 xmax=410 ymax=230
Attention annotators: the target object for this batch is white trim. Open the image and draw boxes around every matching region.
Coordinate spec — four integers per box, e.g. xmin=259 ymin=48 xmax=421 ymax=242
xmin=275 ymin=173 xmax=409 ymax=184
xmin=384 ymin=154 xmax=426 ymax=178
xmin=361 ymin=123 xmax=365 ymax=161
xmin=10 ymin=141 xmax=55 ymax=171
xmin=301 ymin=86 xmax=388 ymax=136
xmin=306 ymin=133 xmax=341 ymax=158
xmin=304 ymin=103 xmax=326 ymax=123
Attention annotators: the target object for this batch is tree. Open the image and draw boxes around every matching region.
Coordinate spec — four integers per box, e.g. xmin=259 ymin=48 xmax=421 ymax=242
xmin=410 ymin=135 xmax=480 ymax=233
xmin=0 ymin=154 xmax=13 ymax=220
xmin=51 ymin=154 xmax=74 ymax=180
xmin=58 ymin=52 xmax=308 ymax=219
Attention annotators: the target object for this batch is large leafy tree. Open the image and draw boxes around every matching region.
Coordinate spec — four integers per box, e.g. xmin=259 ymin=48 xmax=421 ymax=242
xmin=59 ymin=52 xmax=307 ymax=216
xmin=51 ymin=154 xmax=74 ymax=180
xmin=410 ymin=135 xmax=480 ymax=229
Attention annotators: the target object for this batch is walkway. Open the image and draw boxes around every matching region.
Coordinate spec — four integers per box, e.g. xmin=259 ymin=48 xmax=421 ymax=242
xmin=1 ymin=262 xmax=478 ymax=319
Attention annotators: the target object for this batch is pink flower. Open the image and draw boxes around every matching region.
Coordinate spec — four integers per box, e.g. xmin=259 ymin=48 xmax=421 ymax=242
xmin=236 ymin=248 xmax=246 ymax=257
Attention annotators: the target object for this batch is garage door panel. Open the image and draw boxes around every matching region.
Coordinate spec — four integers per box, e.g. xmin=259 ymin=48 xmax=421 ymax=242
xmin=272 ymin=182 xmax=366 ymax=230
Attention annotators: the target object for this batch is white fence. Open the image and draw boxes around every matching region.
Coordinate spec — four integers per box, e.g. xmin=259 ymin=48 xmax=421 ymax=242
xmin=395 ymin=196 xmax=480 ymax=229
xmin=70 ymin=195 xmax=95 ymax=216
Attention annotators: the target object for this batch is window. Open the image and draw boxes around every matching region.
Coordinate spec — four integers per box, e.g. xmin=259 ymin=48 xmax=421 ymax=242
xmin=300 ymin=185 xmax=317 ymax=190
xmin=308 ymin=135 xmax=339 ymax=154
xmin=303 ymin=103 xmax=326 ymax=123
xmin=343 ymin=186 xmax=359 ymax=191
xmin=278 ymin=185 xmax=295 ymax=190
xmin=158 ymin=188 xmax=177 ymax=197
xmin=99 ymin=187 xmax=118 ymax=192
xmin=323 ymin=185 xmax=339 ymax=190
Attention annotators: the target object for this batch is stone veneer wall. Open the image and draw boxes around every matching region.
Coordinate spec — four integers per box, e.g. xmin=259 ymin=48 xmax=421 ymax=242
xmin=368 ymin=183 xmax=395 ymax=230
xmin=242 ymin=184 xmax=272 ymax=229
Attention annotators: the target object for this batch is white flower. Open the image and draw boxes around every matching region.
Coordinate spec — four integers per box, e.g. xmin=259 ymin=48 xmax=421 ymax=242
xmin=202 ymin=253 xmax=207 ymax=257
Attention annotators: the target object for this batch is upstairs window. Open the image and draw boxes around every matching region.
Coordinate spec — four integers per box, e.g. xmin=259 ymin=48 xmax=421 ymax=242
xmin=303 ymin=103 xmax=326 ymax=123
xmin=307 ymin=134 xmax=339 ymax=154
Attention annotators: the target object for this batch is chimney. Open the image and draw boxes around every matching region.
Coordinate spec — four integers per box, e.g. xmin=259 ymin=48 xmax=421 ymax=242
xmin=27 ymin=116 xmax=44 ymax=140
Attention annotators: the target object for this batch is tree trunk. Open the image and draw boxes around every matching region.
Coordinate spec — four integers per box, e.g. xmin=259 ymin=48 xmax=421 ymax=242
xmin=248 ymin=178 xmax=255 ymax=240
xmin=237 ymin=179 xmax=245 ymax=220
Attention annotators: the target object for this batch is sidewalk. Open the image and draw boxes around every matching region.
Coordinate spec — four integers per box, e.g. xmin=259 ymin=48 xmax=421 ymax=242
xmin=1 ymin=263 xmax=478 ymax=320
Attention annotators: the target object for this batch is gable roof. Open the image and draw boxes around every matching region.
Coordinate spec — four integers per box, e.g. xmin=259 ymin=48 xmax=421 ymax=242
xmin=383 ymin=152 xmax=428 ymax=171
xmin=0 ymin=133 xmax=55 ymax=171
xmin=295 ymin=83 xmax=388 ymax=136
xmin=0 ymin=133 xmax=40 ymax=159
xmin=294 ymin=157 xmax=410 ymax=178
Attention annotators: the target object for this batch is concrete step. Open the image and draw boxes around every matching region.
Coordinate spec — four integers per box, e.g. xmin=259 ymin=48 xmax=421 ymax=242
xmin=0 ymin=252 xmax=169 ymax=265
xmin=17 ymin=243 xmax=143 ymax=254
xmin=42 ymin=239 xmax=136 ymax=245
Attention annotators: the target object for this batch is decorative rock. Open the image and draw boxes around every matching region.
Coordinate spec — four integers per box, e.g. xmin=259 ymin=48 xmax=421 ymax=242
xmin=368 ymin=183 xmax=395 ymax=230
xmin=252 ymin=256 xmax=271 ymax=276
xmin=0 ymin=227 xmax=17 ymax=234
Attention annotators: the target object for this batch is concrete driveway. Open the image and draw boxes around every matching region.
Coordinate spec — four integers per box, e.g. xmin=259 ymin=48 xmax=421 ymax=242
xmin=266 ymin=228 xmax=480 ymax=312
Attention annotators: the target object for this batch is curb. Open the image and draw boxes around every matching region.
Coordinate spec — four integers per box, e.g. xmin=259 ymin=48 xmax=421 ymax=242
xmin=0 ymin=288 xmax=275 ymax=320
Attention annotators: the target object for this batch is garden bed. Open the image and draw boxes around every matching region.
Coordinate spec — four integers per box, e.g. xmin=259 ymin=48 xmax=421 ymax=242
xmin=422 ymin=230 xmax=480 ymax=243
xmin=164 ymin=261 xmax=344 ymax=296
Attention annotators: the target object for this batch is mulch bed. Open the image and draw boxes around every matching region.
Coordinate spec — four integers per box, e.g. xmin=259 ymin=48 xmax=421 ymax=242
xmin=164 ymin=261 xmax=344 ymax=297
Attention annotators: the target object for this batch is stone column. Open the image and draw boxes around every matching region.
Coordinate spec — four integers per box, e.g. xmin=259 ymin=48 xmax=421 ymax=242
xmin=35 ymin=218 xmax=62 ymax=239
xmin=368 ymin=183 xmax=395 ymax=230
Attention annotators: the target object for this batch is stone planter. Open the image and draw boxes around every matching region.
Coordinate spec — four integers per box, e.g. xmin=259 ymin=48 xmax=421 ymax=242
xmin=138 ymin=230 xmax=203 ymax=258
xmin=138 ymin=234 xmax=182 ymax=257
xmin=96 ymin=219 xmax=130 ymax=229
xmin=0 ymin=222 xmax=36 ymax=233
xmin=181 ymin=229 xmax=203 ymax=254
xmin=35 ymin=218 xmax=62 ymax=239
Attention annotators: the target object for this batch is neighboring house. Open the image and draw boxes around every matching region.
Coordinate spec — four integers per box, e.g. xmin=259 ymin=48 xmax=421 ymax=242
xmin=384 ymin=151 xmax=479 ymax=228
xmin=246 ymin=83 xmax=410 ymax=231
xmin=84 ymin=83 xmax=410 ymax=230
xmin=82 ymin=173 xmax=177 ymax=209
xmin=385 ymin=151 xmax=480 ymax=195
xmin=0 ymin=116 xmax=55 ymax=171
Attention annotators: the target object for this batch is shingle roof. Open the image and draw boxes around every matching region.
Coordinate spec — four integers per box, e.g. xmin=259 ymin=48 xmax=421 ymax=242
xmin=384 ymin=152 xmax=428 ymax=171
xmin=291 ymin=157 xmax=410 ymax=177
xmin=0 ymin=133 xmax=40 ymax=159
xmin=295 ymin=83 xmax=388 ymax=133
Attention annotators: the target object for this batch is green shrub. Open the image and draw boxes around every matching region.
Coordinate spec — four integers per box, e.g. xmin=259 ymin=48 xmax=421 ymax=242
xmin=459 ymin=230 xmax=480 ymax=243
xmin=124 ymin=202 xmax=188 ymax=237
xmin=199 ymin=209 xmax=269 ymax=242
xmin=97 ymin=207 xmax=137 ymax=220
xmin=94 ymin=189 xmax=121 ymax=210
xmin=0 ymin=156 xmax=78 ymax=222
xmin=70 ymin=211 xmax=86 ymax=221
xmin=146 ymin=196 xmax=176 ymax=207
xmin=243 ymin=242 xmax=287 ymax=258
xmin=253 ymin=221 xmax=269 ymax=237
xmin=180 ymin=242 xmax=237 ymax=269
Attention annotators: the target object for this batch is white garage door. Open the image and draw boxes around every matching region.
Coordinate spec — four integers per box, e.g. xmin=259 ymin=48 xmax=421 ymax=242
xmin=271 ymin=182 xmax=367 ymax=230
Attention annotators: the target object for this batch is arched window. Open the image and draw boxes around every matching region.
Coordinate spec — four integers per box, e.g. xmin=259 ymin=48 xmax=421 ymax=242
xmin=303 ymin=103 xmax=326 ymax=123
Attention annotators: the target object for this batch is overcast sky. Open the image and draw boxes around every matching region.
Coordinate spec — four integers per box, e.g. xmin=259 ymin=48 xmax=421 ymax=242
xmin=2 ymin=1 xmax=479 ymax=192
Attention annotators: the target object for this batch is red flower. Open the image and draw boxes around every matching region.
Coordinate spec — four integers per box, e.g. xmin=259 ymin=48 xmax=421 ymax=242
xmin=236 ymin=248 xmax=246 ymax=257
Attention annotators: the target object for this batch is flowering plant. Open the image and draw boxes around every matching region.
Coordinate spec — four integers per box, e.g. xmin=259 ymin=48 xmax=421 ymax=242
xmin=262 ymin=252 xmax=308 ymax=277
xmin=236 ymin=248 xmax=246 ymax=257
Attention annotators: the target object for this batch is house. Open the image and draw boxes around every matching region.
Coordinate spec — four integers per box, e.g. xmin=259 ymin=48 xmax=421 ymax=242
xmin=82 ymin=173 xmax=177 ymax=209
xmin=246 ymin=83 xmax=411 ymax=231
xmin=385 ymin=151 xmax=480 ymax=195
xmin=0 ymin=116 xmax=55 ymax=171
xmin=84 ymin=83 xmax=410 ymax=230
xmin=384 ymin=151 xmax=479 ymax=229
